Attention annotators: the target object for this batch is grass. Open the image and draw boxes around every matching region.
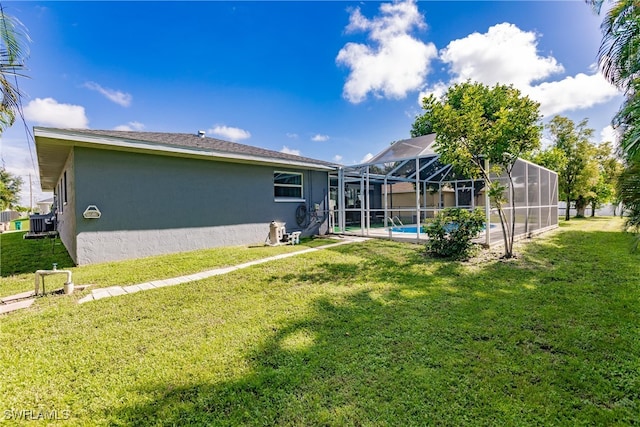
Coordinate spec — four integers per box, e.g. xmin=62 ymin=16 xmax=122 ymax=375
xmin=0 ymin=231 xmax=74 ymax=277
xmin=0 ymin=233 xmax=335 ymax=299
xmin=1 ymin=217 xmax=639 ymax=425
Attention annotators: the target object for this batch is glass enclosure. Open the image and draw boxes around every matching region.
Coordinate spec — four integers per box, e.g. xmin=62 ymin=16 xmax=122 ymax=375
xmin=328 ymin=134 xmax=559 ymax=247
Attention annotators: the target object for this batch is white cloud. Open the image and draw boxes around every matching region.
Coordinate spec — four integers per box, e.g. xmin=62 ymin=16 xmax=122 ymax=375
xmin=114 ymin=121 xmax=145 ymax=131
xmin=333 ymin=154 xmax=343 ymax=163
xmin=286 ymin=133 xmax=299 ymax=139
xmin=24 ymin=98 xmax=89 ymax=128
xmin=417 ymin=81 xmax=448 ymax=105
xmin=280 ymin=146 xmax=301 ymax=156
xmin=207 ymin=125 xmax=251 ymax=142
xmin=418 ymin=22 xmax=620 ymax=117
xmin=311 ymin=134 xmax=330 ymax=142
xmin=523 ymin=73 xmax=620 ymax=117
xmin=336 ymin=0 xmax=437 ymax=103
xmin=84 ymin=81 xmax=132 ymax=107
xmin=600 ymin=125 xmax=618 ymax=144
xmin=360 ymin=152 xmax=374 ymax=163
xmin=440 ymin=23 xmax=563 ymax=88
xmin=0 ymin=138 xmax=51 ymax=206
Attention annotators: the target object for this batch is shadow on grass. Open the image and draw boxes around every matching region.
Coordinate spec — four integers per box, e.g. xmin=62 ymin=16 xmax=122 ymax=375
xmin=106 ymin=231 xmax=639 ymax=425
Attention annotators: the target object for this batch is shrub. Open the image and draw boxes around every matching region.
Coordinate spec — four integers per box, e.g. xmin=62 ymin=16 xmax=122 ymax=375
xmin=424 ymin=208 xmax=486 ymax=259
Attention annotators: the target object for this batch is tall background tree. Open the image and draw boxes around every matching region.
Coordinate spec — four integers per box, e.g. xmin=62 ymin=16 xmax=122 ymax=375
xmin=588 ymin=141 xmax=623 ymax=216
xmin=412 ymin=81 xmax=541 ymax=258
xmin=532 ymin=116 xmax=600 ymax=220
xmin=0 ymin=167 xmax=22 ymax=210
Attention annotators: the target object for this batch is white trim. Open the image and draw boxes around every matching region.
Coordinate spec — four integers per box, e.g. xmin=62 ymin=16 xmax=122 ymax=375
xmin=274 ymin=170 xmax=304 ymax=200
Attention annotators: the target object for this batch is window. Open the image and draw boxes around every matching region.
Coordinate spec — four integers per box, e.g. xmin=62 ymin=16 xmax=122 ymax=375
xmin=274 ymin=171 xmax=303 ymax=200
xmin=57 ymin=182 xmax=63 ymax=213
xmin=63 ymin=171 xmax=68 ymax=204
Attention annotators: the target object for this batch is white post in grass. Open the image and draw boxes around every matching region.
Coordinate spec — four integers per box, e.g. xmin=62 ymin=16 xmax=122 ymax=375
xmin=485 ymin=158 xmax=491 ymax=246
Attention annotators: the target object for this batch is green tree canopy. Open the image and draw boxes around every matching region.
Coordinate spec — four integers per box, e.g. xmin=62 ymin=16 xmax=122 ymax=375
xmin=588 ymin=141 xmax=623 ymax=216
xmin=0 ymin=167 xmax=23 ymax=210
xmin=412 ymin=81 xmax=542 ymax=258
xmin=532 ymin=116 xmax=600 ymax=220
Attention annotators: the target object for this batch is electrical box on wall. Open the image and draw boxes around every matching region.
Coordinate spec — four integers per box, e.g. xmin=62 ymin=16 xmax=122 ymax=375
xmin=83 ymin=205 xmax=101 ymax=219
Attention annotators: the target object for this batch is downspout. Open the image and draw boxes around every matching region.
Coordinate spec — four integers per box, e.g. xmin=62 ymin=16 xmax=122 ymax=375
xmin=360 ymin=171 xmax=365 ymax=236
xmin=415 ymin=157 xmax=421 ymax=240
xmin=338 ymin=167 xmax=345 ymax=233
xmin=365 ymin=165 xmax=371 ymax=236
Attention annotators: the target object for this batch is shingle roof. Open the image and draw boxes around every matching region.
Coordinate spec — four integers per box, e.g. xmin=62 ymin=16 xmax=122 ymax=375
xmin=41 ymin=128 xmax=339 ymax=168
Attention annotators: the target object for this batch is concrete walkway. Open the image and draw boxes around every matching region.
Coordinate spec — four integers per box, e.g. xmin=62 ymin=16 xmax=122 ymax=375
xmin=78 ymin=236 xmax=368 ymax=304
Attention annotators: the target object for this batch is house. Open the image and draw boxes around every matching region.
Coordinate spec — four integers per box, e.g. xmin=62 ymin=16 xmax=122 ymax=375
xmin=36 ymin=197 xmax=54 ymax=214
xmin=34 ymin=128 xmax=337 ymax=265
xmin=35 ymin=129 xmax=558 ymax=265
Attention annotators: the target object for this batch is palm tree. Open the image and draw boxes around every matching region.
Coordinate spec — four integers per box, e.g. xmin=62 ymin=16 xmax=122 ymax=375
xmin=589 ymin=0 xmax=640 ymax=244
xmin=0 ymin=5 xmax=29 ymax=134
xmin=590 ymin=0 xmax=640 ymax=93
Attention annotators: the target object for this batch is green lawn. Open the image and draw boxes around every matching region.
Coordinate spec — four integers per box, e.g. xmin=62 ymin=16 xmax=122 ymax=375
xmin=1 ymin=218 xmax=639 ymax=425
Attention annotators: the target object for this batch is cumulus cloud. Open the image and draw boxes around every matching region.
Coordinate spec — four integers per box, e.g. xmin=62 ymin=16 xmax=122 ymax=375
xmin=337 ymin=0 xmax=437 ymax=103
xmin=280 ymin=146 xmax=301 ymax=156
xmin=207 ymin=125 xmax=251 ymax=142
xmin=440 ymin=23 xmax=563 ymax=87
xmin=311 ymin=134 xmax=330 ymax=142
xmin=286 ymin=133 xmax=299 ymax=139
xmin=333 ymin=154 xmax=343 ymax=163
xmin=114 ymin=121 xmax=145 ymax=131
xmin=418 ymin=22 xmax=620 ymax=117
xmin=24 ymin=97 xmax=89 ymax=128
xmin=84 ymin=81 xmax=132 ymax=107
xmin=523 ymin=73 xmax=620 ymax=117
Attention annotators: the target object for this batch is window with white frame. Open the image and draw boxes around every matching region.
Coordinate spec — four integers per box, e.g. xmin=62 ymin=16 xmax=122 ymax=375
xmin=274 ymin=171 xmax=303 ymax=200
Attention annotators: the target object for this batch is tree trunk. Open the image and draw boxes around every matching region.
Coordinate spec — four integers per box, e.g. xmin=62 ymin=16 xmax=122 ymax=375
xmin=575 ymin=196 xmax=588 ymax=217
xmin=565 ymin=196 xmax=571 ymax=221
xmin=591 ymin=201 xmax=596 ymax=217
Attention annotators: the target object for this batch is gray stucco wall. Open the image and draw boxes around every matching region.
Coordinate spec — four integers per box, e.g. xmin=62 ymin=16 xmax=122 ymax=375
xmin=71 ymin=147 xmax=330 ymax=264
xmin=56 ymin=151 xmax=77 ymax=263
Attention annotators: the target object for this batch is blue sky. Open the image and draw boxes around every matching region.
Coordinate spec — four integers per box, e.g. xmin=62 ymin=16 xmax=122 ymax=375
xmin=1 ymin=1 xmax=622 ymax=206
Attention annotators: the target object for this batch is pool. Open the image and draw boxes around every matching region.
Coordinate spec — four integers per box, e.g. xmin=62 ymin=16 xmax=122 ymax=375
xmin=389 ymin=223 xmax=497 ymax=234
xmin=390 ymin=226 xmax=425 ymax=233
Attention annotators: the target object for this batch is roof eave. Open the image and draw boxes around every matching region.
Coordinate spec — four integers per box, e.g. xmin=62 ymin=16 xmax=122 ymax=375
xmin=34 ymin=128 xmax=336 ymax=188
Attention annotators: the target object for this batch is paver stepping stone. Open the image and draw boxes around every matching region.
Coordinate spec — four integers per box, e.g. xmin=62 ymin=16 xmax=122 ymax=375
xmin=0 ymin=299 xmax=35 ymax=315
xmin=1 ymin=290 xmax=35 ymax=304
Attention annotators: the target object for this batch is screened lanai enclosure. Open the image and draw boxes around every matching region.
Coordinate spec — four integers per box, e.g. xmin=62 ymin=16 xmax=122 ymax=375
xmin=328 ymin=134 xmax=559 ymax=246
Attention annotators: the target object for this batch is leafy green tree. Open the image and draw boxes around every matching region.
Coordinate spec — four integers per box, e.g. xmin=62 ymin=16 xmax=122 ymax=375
xmin=0 ymin=7 xmax=29 ymax=133
xmin=0 ymin=167 xmax=23 ymax=210
xmin=413 ymin=81 xmax=542 ymax=258
xmin=534 ymin=116 xmax=599 ymax=220
xmin=588 ymin=141 xmax=622 ymax=216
